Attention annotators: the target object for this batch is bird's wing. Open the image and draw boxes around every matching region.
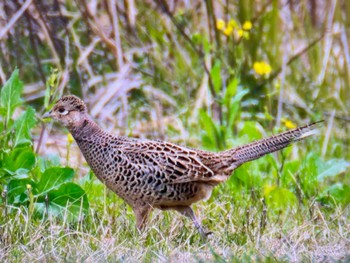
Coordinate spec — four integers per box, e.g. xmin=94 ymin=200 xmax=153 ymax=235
xmin=118 ymin=139 xmax=226 ymax=184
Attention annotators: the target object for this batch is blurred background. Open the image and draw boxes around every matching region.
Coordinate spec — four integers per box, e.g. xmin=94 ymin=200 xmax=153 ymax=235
xmin=1 ymin=0 xmax=349 ymax=148
xmin=1 ymin=1 xmax=350 ymax=260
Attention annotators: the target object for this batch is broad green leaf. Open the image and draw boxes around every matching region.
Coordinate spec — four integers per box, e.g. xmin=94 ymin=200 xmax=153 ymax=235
xmin=317 ymin=159 xmax=350 ymax=181
xmin=0 ymin=107 xmax=6 ymax=116
xmin=281 ymin=160 xmax=300 ymax=186
xmin=199 ymin=109 xmax=220 ymax=150
xmin=238 ymin=121 xmax=263 ymax=141
xmin=232 ymin=89 xmax=249 ymax=105
xmin=37 ymin=155 xmax=61 ymax=173
xmin=35 ymin=182 xmax=89 ymax=221
xmin=224 ymin=78 xmax=239 ymax=106
xmin=7 ymin=178 xmax=34 ymax=204
xmin=210 ymin=60 xmax=222 ymax=94
xmin=3 ymin=147 xmax=36 ymax=173
xmin=264 ymin=186 xmax=297 ymax=211
xmin=0 ymin=69 xmax=23 ymax=123
xmin=231 ymin=165 xmax=251 ymax=187
xmin=227 ymin=89 xmax=249 ymax=129
xmin=318 ymin=183 xmax=350 ymax=206
xmin=13 ymin=107 xmax=36 ymax=147
xmin=36 ymin=167 xmax=74 ymax=195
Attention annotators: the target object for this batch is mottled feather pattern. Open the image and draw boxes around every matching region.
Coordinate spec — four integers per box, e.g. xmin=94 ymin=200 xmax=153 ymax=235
xmin=46 ymin=95 xmax=322 ymax=237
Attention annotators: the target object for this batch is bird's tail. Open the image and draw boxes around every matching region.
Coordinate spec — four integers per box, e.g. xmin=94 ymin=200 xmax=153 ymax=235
xmin=223 ymin=121 xmax=323 ymax=170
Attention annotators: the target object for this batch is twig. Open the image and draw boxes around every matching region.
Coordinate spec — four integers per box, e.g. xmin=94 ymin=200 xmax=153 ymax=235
xmin=24 ymin=7 xmax=46 ymax=85
xmin=107 ymin=0 xmax=124 ymax=69
xmin=154 ymin=0 xmax=221 ymax=121
xmin=0 ymin=62 xmax=6 ymax=84
xmin=205 ymin=0 xmax=221 ymax=52
xmin=276 ymin=39 xmax=288 ymax=126
xmin=79 ymin=0 xmax=118 ymax=60
xmin=257 ymin=33 xmax=325 ymax=88
xmin=31 ymin=2 xmax=62 ymax=69
xmin=0 ymin=0 xmax=33 ymax=40
xmin=316 ymin=0 xmax=336 ymax=85
xmin=322 ymin=110 xmax=335 ymax=157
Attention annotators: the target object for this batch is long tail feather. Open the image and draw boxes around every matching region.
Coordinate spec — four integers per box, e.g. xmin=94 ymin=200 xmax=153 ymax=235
xmin=227 ymin=121 xmax=323 ymax=169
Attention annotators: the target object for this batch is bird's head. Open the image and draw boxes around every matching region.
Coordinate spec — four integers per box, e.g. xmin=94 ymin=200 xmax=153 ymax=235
xmin=43 ymin=95 xmax=88 ymax=128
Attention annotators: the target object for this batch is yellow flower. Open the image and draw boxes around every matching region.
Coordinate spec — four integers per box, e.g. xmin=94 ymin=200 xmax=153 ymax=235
xmin=223 ymin=25 xmax=233 ymax=36
xmin=253 ymin=61 xmax=272 ymax=75
xmin=282 ymin=119 xmax=297 ymax=129
xmin=237 ymin=29 xmax=249 ymax=39
xmin=26 ymin=184 xmax=32 ymax=190
xmin=228 ymin=19 xmax=238 ymax=28
xmin=216 ymin=19 xmax=225 ymax=30
xmin=67 ymin=133 xmax=74 ymax=144
xmin=243 ymin=21 xmax=252 ymax=31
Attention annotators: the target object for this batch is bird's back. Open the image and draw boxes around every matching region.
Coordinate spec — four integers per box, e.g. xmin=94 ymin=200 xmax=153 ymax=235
xmin=72 ymin=123 xmax=217 ymax=207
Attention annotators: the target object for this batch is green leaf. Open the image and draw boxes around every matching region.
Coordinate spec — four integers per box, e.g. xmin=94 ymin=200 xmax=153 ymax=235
xmin=35 ymin=182 xmax=89 ymax=221
xmin=3 ymin=147 xmax=36 ymax=173
xmin=227 ymin=89 xmax=249 ymax=129
xmin=199 ymin=109 xmax=220 ymax=150
xmin=238 ymin=121 xmax=263 ymax=141
xmin=0 ymin=69 xmax=23 ymax=123
xmin=318 ymin=183 xmax=350 ymax=206
xmin=36 ymin=167 xmax=74 ymax=195
xmin=13 ymin=107 xmax=36 ymax=147
xmin=281 ymin=160 xmax=300 ymax=186
xmin=317 ymin=159 xmax=350 ymax=181
xmin=224 ymin=78 xmax=239 ymax=106
xmin=264 ymin=186 xmax=298 ymax=211
xmin=7 ymin=178 xmax=34 ymax=204
xmin=210 ymin=60 xmax=222 ymax=94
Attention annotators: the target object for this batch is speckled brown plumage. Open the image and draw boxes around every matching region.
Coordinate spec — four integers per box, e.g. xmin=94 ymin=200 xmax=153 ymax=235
xmin=45 ymin=95 xmax=322 ymax=237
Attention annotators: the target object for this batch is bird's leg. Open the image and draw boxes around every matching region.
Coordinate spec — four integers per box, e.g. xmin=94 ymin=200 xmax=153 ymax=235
xmin=174 ymin=206 xmax=211 ymax=239
xmin=133 ymin=205 xmax=152 ymax=232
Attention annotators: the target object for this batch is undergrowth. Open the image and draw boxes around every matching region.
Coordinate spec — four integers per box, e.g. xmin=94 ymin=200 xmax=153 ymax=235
xmin=0 ymin=0 xmax=349 ymax=262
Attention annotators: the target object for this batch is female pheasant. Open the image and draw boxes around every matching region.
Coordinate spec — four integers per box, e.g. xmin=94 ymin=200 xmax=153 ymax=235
xmin=44 ymin=95 xmax=321 ymax=237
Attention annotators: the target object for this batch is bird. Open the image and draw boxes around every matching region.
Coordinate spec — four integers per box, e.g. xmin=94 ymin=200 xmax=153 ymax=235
xmin=43 ymin=95 xmax=322 ymax=238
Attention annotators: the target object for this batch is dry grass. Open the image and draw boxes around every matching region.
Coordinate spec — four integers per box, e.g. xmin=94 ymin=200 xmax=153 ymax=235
xmin=0 ymin=0 xmax=349 ymax=262
xmin=1 ymin=195 xmax=349 ymax=262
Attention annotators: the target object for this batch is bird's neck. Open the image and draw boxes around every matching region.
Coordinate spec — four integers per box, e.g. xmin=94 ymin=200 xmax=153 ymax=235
xmin=68 ymin=116 xmax=104 ymax=140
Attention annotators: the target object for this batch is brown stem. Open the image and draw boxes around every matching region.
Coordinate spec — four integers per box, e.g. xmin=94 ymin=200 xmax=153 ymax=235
xmin=154 ymin=0 xmax=222 ymax=121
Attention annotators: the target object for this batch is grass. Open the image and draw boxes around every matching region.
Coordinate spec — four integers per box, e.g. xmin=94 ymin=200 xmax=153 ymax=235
xmin=1 ymin=185 xmax=349 ymax=262
xmin=0 ymin=0 xmax=350 ymax=262
xmin=1 ymin=136 xmax=349 ymax=262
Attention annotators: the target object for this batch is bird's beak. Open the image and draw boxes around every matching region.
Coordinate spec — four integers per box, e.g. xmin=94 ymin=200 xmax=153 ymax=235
xmin=42 ymin=111 xmax=52 ymax=119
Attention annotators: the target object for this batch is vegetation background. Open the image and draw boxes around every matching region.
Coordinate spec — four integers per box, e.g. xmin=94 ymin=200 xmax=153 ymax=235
xmin=0 ymin=0 xmax=349 ymax=262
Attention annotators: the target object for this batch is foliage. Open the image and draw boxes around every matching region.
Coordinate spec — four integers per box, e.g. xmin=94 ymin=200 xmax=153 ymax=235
xmin=0 ymin=0 xmax=349 ymax=262
xmin=0 ymin=71 xmax=89 ymax=222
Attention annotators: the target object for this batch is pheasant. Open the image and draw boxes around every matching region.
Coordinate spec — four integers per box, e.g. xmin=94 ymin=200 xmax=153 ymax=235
xmin=43 ymin=95 xmax=321 ymax=237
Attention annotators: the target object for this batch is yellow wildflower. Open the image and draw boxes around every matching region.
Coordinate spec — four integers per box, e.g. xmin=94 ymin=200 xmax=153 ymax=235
xmin=228 ymin=19 xmax=238 ymax=28
xmin=216 ymin=19 xmax=225 ymax=30
xmin=237 ymin=29 xmax=249 ymax=39
xmin=223 ymin=25 xmax=234 ymax=36
xmin=243 ymin=21 xmax=252 ymax=31
xmin=26 ymin=184 xmax=32 ymax=190
xmin=253 ymin=61 xmax=272 ymax=75
xmin=67 ymin=133 xmax=74 ymax=144
xmin=282 ymin=119 xmax=297 ymax=129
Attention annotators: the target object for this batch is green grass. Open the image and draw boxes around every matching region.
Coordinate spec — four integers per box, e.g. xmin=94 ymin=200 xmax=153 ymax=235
xmin=1 ymin=183 xmax=349 ymax=262
xmin=0 ymin=0 xmax=350 ymax=262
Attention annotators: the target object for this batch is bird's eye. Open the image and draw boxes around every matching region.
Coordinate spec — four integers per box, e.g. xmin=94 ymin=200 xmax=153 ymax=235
xmin=58 ymin=108 xmax=69 ymax=115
